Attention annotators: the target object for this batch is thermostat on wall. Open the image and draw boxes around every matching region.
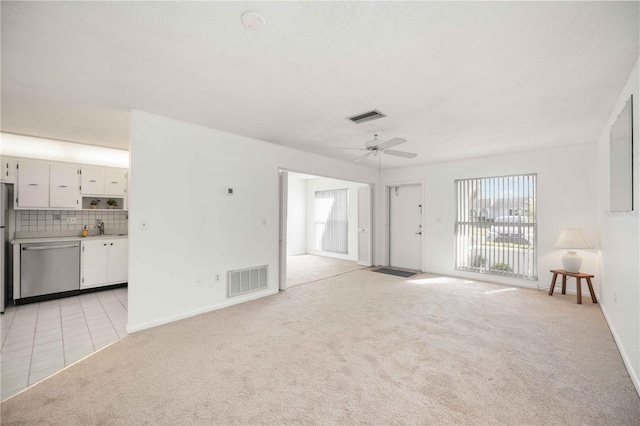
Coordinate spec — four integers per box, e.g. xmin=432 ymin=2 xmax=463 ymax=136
xmin=226 ymin=187 xmax=234 ymax=196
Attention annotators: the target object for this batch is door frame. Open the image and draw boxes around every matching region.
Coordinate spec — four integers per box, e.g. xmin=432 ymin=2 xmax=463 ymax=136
xmin=385 ymin=180 xmax=424 ymax=271
xmin=278 ymin=167 xmax=374 ymax=290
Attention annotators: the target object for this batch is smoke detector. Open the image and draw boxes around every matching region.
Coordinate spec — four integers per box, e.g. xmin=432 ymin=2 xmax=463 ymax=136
xmin=241 ymin=12 xmax=266 ymax=30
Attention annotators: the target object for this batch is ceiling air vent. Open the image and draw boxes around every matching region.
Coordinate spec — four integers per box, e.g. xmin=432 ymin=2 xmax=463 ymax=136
xmin=347 ymin=109 xmax=386 ymax=124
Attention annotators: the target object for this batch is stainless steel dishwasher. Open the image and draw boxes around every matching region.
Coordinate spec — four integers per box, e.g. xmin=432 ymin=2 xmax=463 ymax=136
xmin=21 ymin=241 xmax=80 ymax=298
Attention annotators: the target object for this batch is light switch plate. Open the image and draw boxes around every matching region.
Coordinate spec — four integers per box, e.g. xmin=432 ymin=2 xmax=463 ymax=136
xmin=66 ymin=217 xmax=76 ymax=224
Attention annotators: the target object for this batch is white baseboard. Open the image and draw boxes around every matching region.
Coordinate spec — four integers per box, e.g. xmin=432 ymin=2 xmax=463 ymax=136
xmin=126 ymin=288 xmax=279 ymax=334
xmin=599 ymin=301 xmax=640 ymax=397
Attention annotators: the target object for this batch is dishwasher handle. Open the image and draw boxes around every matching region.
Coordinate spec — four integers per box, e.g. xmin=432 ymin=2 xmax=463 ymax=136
xmin=22 ymin=243 xmax=80 ymax=251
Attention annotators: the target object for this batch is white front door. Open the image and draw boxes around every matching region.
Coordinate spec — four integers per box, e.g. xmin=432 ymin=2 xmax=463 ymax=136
xmin=389 ymin=184 xmax=422 ymax=270
xmin=357 ymin=186 xmax=372 ymax=266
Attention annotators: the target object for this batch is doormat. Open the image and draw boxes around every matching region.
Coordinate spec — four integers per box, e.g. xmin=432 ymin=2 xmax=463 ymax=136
xmin=373 ymin=268 xmax=417 ymax=278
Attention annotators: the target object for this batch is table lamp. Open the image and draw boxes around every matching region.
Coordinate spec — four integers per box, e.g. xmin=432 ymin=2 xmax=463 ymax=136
xmin=554 ymin=228 xmax=592 ymax=273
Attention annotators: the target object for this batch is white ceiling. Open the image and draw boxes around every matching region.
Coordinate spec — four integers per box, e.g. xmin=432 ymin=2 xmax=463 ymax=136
xmin=1 ymin=2 xmax=638 ymax=169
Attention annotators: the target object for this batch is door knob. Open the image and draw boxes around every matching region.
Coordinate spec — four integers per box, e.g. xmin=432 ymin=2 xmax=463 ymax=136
xmin=415 ymin=232 xmax=422 ymax=235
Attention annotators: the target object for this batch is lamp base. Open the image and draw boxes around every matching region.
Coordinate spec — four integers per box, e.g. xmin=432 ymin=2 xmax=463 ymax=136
xmin=562 ymin=251 xmax=582 ymax=273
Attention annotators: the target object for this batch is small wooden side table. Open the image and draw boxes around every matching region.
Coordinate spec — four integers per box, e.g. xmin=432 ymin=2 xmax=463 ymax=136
xmin=549 ymin=269 xmax=597 ymax=305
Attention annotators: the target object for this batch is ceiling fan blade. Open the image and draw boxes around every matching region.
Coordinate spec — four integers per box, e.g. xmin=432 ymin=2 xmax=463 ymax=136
xmin=353 ymin=152 xmax=373 ymax=162
xmin=384 ymin=149 xmax=417 ymax=159
xmin=377 ymin=137 xmax=406 ymax=150
xmin=331 ymin=146 xmax=367 ymax=151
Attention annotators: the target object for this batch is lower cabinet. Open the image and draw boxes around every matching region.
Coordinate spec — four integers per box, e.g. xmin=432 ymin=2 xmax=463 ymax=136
xmin=81 ymin=239 xmax=128 ymax=289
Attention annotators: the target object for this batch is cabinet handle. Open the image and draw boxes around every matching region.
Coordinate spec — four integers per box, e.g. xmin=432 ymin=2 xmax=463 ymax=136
xmin=103 ymin=243 xmax=107 ymax=246
xmin=29 ymin=183 xmax=38 ymax=186
xmin=23 ymin=243 xmax=80 ymax=250
xmin=59 ymin=185 xmax=68 ymax=188
xmin=110 ymin=243 xmax=113 ymax=246
xmin=111 ymin=181 xmax=118 ymax=184
xmin=89 ymin=180 xmax=97 ymax=182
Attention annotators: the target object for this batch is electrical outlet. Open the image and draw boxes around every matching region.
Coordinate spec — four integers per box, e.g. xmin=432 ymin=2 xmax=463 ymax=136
xmin=53 ymin=214 xmax=61 ymax=220
xmin=66 ymin=217 xmax=76 ymax=224
xmin=215 ymin=274 xmax=220 ymax=282
xmin=140 ymin=219 xmax=148 ymax=231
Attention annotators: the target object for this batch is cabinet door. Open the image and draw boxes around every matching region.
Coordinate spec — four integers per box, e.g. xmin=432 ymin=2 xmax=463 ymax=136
xmin=82 ymin=240 xmax=109 ymax=289
xmin=81 ymin=166 xmax=104 ymax=195
xmin=103 ymin=168 xmax=127 ymax=196
xmin=17 ymin=160 xmax=49 ymax=208
xmin=107 ymin=239 xmax=128 ymax=283
xmin=1 ymin=156 xmax=17 ymax=184
xmin=50 ymin=163 xmax=79 ymax=208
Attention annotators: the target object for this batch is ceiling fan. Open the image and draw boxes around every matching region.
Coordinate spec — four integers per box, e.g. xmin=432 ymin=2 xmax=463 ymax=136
xmin=334 ymin=131 xmax=418 ymax=162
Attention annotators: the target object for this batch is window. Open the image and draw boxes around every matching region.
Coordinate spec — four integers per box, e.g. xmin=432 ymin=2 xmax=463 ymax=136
xmin=315 ymin=189 xmax=348 ymax=254
xmin=455 ymin=174 xmax=537 ymax=280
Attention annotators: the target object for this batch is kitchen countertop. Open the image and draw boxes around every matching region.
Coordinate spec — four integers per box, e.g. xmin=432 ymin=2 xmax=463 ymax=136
xmin=11 ymin=235 xmax=128 ymax=244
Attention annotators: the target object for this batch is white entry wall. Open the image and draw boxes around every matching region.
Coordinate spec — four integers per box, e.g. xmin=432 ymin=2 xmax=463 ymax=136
xmin=377 ymin=143 xmax=598 ymax=291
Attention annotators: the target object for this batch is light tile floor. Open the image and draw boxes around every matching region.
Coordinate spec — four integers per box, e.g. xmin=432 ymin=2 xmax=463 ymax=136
xmin=0 ymin=288 xmax=128 ymax=401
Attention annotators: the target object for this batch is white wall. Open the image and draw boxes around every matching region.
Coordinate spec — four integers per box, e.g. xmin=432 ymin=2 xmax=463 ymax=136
xmin=128 ymin=111 xmax=376 ymax=332
xmin=378 ymin=143 xmax=599 ymax=292
xmin=305 ymin=178 xmax=367 ymax=261
xmin=596 ymin=58 xmax=640 ymax=394
xmin=286 ymin=176 xmax=306 ymax=256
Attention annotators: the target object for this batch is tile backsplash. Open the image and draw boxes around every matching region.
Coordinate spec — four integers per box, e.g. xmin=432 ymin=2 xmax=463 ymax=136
xmin=15 ymin=210 xmax=128 ymax=238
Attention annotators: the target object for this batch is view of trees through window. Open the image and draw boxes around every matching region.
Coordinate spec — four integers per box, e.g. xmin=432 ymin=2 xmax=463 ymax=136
xmin=455 ymin=174 xmax=537 ymax=280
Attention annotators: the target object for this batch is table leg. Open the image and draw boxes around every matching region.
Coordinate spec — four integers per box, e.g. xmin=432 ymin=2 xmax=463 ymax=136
xmin=549 ymin=273 xmax=558 ymax=296
xmin=576 ymin=278 xmax=582 ymax=304
xmin=562 ymin=275 xmax=567 ymax=294
xmin=586 ymin=278 xmax=597 ymax=303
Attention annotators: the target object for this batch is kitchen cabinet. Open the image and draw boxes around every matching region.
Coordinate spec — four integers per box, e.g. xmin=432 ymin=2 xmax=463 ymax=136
xmin=17 ymin=160 xmax=79 ymax=209
xmin=1 ymin=156 xmax=17 ymax=183
xmin=80 ymin=165 xmax=104 ymax=195
xmin=49 ymin=163 xmax=79 ymax=208
xmin=81 ymin=238 xmax=128 ymax=289
xmin=17 ymin=160 xmax=49 ymax=208
xmin=104 ymin=168 xmax=127 ymax=196
xmin=81 ymin=166 xmax=127 ymax=196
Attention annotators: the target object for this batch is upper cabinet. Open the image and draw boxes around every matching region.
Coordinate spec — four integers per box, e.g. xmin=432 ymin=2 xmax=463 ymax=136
xmin=17 ymin=159 xmax=80 ymax=209
xmin=1 ymin=156 xmax=17 ymax=184
xmin=81 ymin=166 xmax=127 ymax=196
xmin=17 ymin=160 xmax=50 ymax=208
xmin=104 ymin=168 xmax=127 ymax=196
xmin=13 ymin=158 xmax=127 ymax=210
xmin=80 ymin=165 xmax=104 ymax=195
xmin=49 ymin=163 xmax=80 ymax=208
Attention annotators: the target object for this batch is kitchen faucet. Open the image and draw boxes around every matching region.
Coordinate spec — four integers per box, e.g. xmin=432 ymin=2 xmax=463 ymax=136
xmin=94 ymin=222 xmax=105 ymax=235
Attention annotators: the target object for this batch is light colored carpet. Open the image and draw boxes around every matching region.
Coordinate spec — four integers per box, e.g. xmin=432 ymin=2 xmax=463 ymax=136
xmin=286 ymin=254 xmax=364 ymax=287
xmin=2 ymin=270 xmax=639 ymax=425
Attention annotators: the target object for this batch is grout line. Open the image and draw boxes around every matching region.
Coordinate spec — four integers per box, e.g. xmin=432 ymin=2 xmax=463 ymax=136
xmin=79 ymin=294 xmax=100 ymax=352
xmin=25 ymin=301 xmax=42 ymax=385
xmin=96 ymin=291 xmax=121 ymax=340
xmin=60 ymin=298 xmax=68 ymax=366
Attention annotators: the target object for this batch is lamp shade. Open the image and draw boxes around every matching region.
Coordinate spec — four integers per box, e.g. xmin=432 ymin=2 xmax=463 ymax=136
xmin=554 ymin=228 xmax=592 ymax=249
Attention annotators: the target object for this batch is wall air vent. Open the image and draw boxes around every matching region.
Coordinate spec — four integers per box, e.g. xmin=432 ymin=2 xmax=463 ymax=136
xmin=347 ymin=109 xmax=386 ymax=124
xmin=228 ymin=265 xmax=268 ymax=297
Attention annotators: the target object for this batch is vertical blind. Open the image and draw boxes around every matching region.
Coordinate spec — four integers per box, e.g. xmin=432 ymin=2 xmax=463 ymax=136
xmin=454 ymin=174 xmax=537 ymax=280
xmin=315 ymin=189 xmax=348 ymax=254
